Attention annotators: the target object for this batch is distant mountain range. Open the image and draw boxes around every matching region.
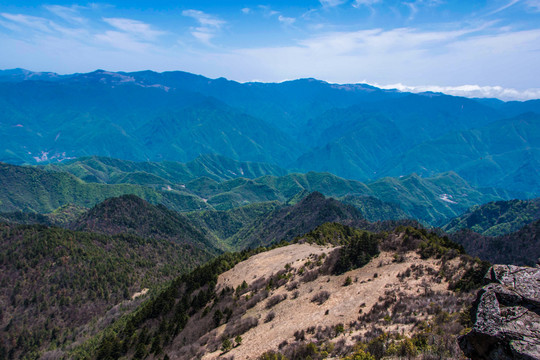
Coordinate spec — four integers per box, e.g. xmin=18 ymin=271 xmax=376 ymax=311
xmin=0 ymin=68 xmax=538 ymax=194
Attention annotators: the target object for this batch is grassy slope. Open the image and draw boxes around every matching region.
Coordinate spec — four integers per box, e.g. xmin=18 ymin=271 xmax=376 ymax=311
xmin=78 ymin=223 xmax=486 ymax=360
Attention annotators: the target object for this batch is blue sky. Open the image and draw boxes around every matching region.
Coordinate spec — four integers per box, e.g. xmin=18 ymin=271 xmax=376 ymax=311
xmin=0 ymin=0 xmax=539 ymax=100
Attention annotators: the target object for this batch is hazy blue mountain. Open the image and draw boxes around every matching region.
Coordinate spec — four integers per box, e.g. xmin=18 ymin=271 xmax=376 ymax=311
xmin=383 ymin=113 xmax=540 ymax=193
xmin=0 ymin=72 xmax=301 ymax=165
xmin=1 ymin=69 xmax=538 ymax=197
xmin=293 ymin=96 xmax=537 ymax=188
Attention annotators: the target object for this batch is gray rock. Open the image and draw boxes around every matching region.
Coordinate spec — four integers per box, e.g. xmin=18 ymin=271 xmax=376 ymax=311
xmin=459 ymin=265 xmax=540 ymax=360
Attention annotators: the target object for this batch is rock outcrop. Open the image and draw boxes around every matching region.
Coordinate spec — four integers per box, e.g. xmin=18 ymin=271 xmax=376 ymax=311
xmin=459 ymin=265 xmax=540 ymax=360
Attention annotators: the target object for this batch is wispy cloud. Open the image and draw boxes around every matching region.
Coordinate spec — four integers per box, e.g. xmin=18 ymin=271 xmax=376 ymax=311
xmin=241 ymin=8 xmax=251 ymax=14
xmin=278 ymin=15 xmax=296 ymax=26
xmin=319 ymin=0 xmax=347 ymax=7
xmin=94 ymin=30 xmax=153 ymax=52
xmin=258 ymin=5 xmax=280 ymax=17
xmin=182 ymin=9 xmax=225 ymax=45
xmin=103 ymin=17 xmax=164 ymax=40
xmin=1 ymin=13 xmax=53 ymax=33
xmin=256 ymin=5 xmax=296 ymax=26
xmin=487 ymin=0 xmax=520 ymax=15
xmin=526 ymin=0 xmax=540 ymax=11
xmin=353 ymin=0 xmax=382 ymax=8
xmin=401 ymin=0 xmax=444 ymax=20
xmin=44 ymin=5 xmax=85 ymax=24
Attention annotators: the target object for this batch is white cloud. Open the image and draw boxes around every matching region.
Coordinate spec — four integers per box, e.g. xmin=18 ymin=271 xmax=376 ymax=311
xmin=526 ymin=0 xmax=540 ymax=11
xmin=182 ymin=9 xmax=225 ymax=45
xmin=1 ymin=13 xmax=53 ymax=33
xmin=487 ymin=0 xmax=520 ymax=15
xmin=278 ymin=15 xmax=296 ymax=25
xmin=319 ymin=0 xmax=347 ymax=7
xmin=228 ymin=25 xmax=540 ymax=98
xmin=182 ymin=10 xmax=225 ymax=28
xmin=369 ymin=83 xmax=540 ymax=101
xmin=258 ymin=5 xmax=280 ymax=17
xmin=353 ymin=0 xmax=382 ymax=8
xmin=44 ymin=5 xmax=85 ymax=24
xmin=102 ymin=18 xmax=164 ymax=40
xmin=94 ymin=30 xmax=153 ymax=52
xmin=241 ymin=8 xmax=251 ymax=14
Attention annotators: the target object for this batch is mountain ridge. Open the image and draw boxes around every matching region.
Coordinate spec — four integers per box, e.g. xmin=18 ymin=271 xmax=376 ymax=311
xmin=1 ymin=68 xmax=538 ymax=196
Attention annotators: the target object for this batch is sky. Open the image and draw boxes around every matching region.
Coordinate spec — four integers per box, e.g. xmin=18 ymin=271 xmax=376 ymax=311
xmin=0 ymin=0 xmax=539 ymax=100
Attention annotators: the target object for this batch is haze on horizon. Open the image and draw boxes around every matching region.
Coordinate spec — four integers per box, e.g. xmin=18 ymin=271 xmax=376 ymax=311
xmin=0 ymin=0 xmax=539 ymax=101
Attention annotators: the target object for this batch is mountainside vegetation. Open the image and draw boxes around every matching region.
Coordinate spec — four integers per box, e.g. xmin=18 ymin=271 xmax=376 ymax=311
xmin=442 ymin=198 xmax=540 ymax=236
xmin=2 ymin=160 xmax=525 ymax=226
xmin=226 ymin=192 xmax=366 ymax=250
xmin=0 ymin=222 xmax=214 ymax=359
xmin=44 ymin=154 xmax=287 ymax=186
xmin=449 ymin=219 xmax=540 ymax=266
xmin=0 ymin=162 xmax=210 ymax=214
xmin=73 ymin=223 xmax=486 ymax=360
xmin=70 ymin=194 xmax=222 ymax=253
xmin=0 ymin=204 xmax=88 ymax=227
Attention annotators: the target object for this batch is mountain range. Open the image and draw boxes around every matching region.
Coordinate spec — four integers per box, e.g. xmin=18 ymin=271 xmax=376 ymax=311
xmin=0 ymin=158 xmax=528 ymax=225
xmin=0 ymin=67 xmax=539 ymax=360
xmin=1 ymin=68 xmax=539 ymax=195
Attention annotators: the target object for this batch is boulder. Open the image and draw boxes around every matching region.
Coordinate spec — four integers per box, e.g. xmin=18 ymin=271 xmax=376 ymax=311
xmin=459 ymin=265 xmax=540 ymax=359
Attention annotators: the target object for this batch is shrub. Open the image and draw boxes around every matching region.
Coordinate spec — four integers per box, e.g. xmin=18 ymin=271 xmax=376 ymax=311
xmin=311 ymin=291 xmax=330 ymax=305
xmin=258 ymin=351 xmax=287 ymax=360
xmin=301 ymin=269 xmax=320 ymax=283
xmin=225 ymin=316 xmax=259 ymax=337
xmin=266 ymin=294 xmax=287 ymax=309
xmin=221 ymin=338 xmax=232 ymax=352
xmin=234 ymin=335 xmax=242 ymax=346
xmin=265 ymin=311 xmax=276 ymax=323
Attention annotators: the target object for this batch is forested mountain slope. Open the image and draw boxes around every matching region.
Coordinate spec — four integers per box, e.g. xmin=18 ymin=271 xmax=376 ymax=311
xmin=442 ymin=198 xmax=540 ymax=236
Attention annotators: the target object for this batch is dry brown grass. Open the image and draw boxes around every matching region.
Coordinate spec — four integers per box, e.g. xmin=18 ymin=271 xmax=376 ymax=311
xmin=159 ymin=242 xmax=470 ymax=360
